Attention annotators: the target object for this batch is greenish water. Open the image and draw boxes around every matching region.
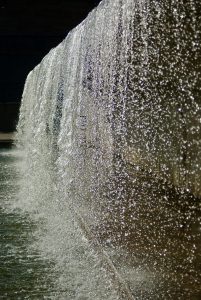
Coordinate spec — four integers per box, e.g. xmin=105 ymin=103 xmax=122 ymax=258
xmin=0 ymin=146 xmax=54 ymax=299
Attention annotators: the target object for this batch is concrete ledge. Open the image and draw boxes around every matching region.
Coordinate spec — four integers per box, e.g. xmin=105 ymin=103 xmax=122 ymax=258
xmin=0 ymin=132 xmax=15 ymax=143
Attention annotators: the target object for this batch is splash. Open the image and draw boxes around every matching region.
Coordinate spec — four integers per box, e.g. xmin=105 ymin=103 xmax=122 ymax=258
xmin=16 ymin=0 xmax=201 ymax=298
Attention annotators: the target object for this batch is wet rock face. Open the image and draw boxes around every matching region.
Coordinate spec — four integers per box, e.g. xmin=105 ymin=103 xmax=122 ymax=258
xmin=17 ymin=0 xmax=201 ymax=298
xmin=111 ymin=0 xmax=201 ymax=198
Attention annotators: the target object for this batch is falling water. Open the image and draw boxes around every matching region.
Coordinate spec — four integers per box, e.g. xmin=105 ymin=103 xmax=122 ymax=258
xmin=11 ymin=0 xmax=201 ymax=298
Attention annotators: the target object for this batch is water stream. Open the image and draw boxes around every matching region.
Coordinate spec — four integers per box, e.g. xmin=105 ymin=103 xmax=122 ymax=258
xmin=3 ymin=0 xmax=201 ymax=299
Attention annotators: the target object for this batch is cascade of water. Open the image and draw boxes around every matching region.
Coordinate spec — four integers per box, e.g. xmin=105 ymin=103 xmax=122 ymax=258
xmin=16 ymin=0 xmax=201 ymax=298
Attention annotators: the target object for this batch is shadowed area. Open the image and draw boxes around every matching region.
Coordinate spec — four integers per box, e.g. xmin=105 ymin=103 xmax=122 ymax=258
xmin=0 ymin=0 xmax=101 ymax=132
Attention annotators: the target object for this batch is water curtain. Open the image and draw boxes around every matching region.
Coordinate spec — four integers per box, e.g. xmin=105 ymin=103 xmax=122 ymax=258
xmin=16 ymin=0 xmax=201 ymax=297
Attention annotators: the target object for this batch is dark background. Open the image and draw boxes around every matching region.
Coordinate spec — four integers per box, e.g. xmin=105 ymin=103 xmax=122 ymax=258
xmin=0 ymin=0 xmax=101 ymax=132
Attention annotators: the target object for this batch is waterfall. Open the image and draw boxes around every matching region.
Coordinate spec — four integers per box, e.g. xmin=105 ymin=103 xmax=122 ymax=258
xmin=16 ymin=0 xmax=201 ymax=298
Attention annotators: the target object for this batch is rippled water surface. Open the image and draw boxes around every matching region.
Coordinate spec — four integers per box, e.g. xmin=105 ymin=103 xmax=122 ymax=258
xmin=0 ymin=146 xmax=121 ymax=300
xmin=0 ymin=146 xmax=55 ymax=299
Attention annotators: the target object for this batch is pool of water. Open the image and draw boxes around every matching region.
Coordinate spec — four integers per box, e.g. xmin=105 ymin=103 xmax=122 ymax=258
xmin=0 ymin=146 xmax=55 ymax=299
xmin=0 ymin=146 xmax=121 ymax=300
